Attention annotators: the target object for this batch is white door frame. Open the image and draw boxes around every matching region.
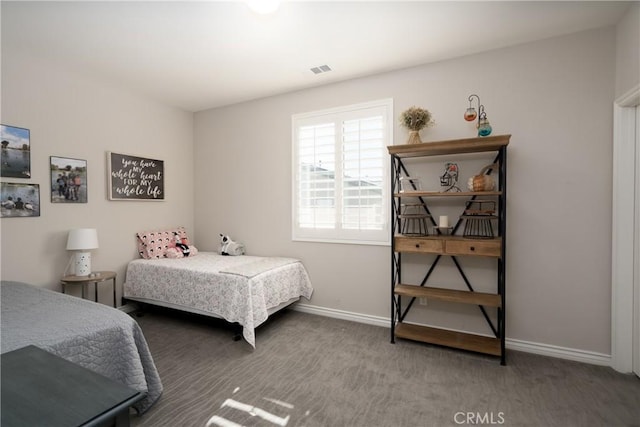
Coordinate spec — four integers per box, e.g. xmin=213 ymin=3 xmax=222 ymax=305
xmin=635 ymin=106 xmax=640 ymax=376
xmin=611 ymin=84 xmax=639 ymax=373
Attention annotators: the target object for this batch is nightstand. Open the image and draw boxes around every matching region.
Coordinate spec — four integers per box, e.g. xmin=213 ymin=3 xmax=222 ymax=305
xmin=1 ymin=345 xmax=143 ymax=427
xmin=61 ymin=271 xmax=117 ymax=307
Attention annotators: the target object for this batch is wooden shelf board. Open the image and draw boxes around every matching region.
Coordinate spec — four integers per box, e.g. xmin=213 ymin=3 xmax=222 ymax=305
xmin=395 ymin=323 xmax=501 ymax=356
xmin=395 ymin=191 xmax=501 ymax=198
xmin=395 ymin=284 xmax=501 ymax=307
xmin=388 ymin=134 xmax=510 ymax=158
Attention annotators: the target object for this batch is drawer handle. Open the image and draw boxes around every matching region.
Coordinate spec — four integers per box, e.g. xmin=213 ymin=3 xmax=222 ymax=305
xmin=415 ymin=244 xmax=420 ymax=248
xmin=470 ymin=246 xmax=475 ymax=251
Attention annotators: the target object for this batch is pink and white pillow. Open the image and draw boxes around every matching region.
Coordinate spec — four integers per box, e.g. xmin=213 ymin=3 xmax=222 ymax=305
xmin=136 ymin=226 xmax=193 ymax=259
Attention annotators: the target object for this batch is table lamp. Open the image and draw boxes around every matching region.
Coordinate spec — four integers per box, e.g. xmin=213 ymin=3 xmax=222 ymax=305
xmin=66 ymin=228 xmax=99 ymax=276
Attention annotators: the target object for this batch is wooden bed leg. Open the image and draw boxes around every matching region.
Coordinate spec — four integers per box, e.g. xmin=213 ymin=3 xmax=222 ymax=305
xmin=231 ymin=323 xmax=242 ymax=341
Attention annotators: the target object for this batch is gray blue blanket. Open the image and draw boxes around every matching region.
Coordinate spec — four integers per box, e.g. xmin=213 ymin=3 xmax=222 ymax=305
xmin=0 ymin=281 xmax=163 ymax=414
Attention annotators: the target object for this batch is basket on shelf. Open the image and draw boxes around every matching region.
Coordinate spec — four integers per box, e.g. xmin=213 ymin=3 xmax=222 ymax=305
xmin=462 ymin=200 xmax=497 ymax=239
xmin=399 ymin=203 xmax=430 ymax=236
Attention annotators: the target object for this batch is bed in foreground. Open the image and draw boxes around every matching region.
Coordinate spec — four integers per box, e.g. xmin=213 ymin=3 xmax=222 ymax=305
xmin=123 ymin=252 xmax=314 ymax=347
xmin=0 ymin=281 xmax=163 ymax=414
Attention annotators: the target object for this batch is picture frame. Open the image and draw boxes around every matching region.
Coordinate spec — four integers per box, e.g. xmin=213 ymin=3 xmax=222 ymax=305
xmin=50 ymin=156 xmax=88 ymax=203
xmin=1 ymin=124 xmax=31 ymax=178
xmin=1 ymin=182 xmax=40 ymax=217
xmin=107 ymin=151 xmax=164 ymax=201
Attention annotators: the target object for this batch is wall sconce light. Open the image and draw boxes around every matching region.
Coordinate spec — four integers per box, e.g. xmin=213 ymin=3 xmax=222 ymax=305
xmin=464 ymin=94 xmax=492 ymax=137
xmin=66 ymin=228 xmax=99 ymax=277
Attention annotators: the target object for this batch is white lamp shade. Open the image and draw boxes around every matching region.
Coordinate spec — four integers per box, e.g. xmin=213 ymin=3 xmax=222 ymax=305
xmin=66 ymin=228 xmax=99 ymax=250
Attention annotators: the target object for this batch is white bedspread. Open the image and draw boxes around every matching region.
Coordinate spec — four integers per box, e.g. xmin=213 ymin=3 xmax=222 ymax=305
xmin=124 ymin=252 xmax=313 ymax=347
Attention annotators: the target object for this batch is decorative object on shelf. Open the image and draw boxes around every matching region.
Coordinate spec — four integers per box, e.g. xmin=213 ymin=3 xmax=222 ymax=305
xmin=462 ymin=200 xmax=497 ymax=239
xmin=50 ymin=156 xmax=88 ymax=203
xmin=467 ymin=163 xmax=497 ymax=192
xmin=399 ymin=176 xmax=422 ymax=193
xmin=399 ymin=203 xmax=430 ymax=236
xmin=1 ymin=124 xmax=31 ymax=178
xmin=0 ymin=182 xmax=40 ymax=218
xmin=464 ymin=94 xmax=492 ymax=137
xmin=399 ymin=106 xmax=434 ymax=144
xmin=440 ymin=162 xmax=461 ymax=192
xmin=436 ymin=226 xmax=453 ymax=235
xmin=66 ymin=228 xmax=99 ymax=276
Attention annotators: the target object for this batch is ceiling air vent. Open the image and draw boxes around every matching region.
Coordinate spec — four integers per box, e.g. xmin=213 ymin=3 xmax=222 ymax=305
xmin=310 ymin=65 xmax=332 ymax=75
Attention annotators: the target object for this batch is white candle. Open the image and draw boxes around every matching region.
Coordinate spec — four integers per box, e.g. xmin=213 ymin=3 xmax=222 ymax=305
xmin=439 ymin=215 xmax=449 ymax=228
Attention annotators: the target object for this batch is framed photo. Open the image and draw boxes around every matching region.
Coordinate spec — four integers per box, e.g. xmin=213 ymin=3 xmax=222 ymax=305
xmin=107 ymin=151 xmax=164 ymax=201
xmin=1 ymin=182 xmax=40 ymax=217
xmin=50 ymin=156 xmax=87 ymax=203
xmin=1 ymin=124 xmax=31 ymax=178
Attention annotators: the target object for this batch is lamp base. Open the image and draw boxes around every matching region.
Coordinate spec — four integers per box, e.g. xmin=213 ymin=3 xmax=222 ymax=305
xmin=73 ymin=251 xmax=92 ymax=276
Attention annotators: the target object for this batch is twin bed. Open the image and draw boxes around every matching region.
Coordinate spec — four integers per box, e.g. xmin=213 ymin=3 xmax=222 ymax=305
xmin=123 ymin=251 xmax=314 ymax=347
xmin=125 ymin=226 xmax=313 ymax=348
xmin=1 ymin=227 xmax=313 ymax=415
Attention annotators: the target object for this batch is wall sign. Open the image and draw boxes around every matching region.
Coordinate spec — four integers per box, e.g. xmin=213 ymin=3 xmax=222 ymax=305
xmin=107 ymin=152 xmax=164 ymax=201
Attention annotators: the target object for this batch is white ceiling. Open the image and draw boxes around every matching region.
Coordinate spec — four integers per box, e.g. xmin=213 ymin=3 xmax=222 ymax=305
xmin=1 ymin=1 xmax=631 ymax=112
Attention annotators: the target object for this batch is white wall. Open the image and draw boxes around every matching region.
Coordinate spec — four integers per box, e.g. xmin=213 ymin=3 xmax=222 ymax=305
xmin=195 ymin=27 xmax=616 ymax=355
xmin=0 ymin=49 xmax=195 ymax=303
xmin=615 ymin=3 xmax=640 ymax=97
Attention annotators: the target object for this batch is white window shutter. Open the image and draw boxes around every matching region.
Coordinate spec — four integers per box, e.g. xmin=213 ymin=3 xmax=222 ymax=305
xmin=292 ymin=99 xmax=392 ymax=245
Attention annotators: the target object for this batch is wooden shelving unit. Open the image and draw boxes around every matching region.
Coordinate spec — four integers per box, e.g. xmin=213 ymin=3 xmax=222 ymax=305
xmin=388 ymin=134 xmax=509 ymax=365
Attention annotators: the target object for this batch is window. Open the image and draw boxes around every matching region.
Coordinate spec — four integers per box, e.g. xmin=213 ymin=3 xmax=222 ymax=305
xmin=292 ymin=99 xmax=392 ymax=245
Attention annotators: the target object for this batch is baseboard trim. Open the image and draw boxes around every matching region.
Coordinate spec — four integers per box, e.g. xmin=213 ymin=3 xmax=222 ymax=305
xmin=292 ymin=303 xmax=612 ymax=367
xmin=505 ymin=338 xmax=610 ymax=366
xmin=293 ymin=303 xmax=389 ymax=328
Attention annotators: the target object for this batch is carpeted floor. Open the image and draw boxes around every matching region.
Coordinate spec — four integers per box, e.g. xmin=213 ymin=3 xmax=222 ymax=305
xmin=130 ymin=307 xmax=640 ymax=427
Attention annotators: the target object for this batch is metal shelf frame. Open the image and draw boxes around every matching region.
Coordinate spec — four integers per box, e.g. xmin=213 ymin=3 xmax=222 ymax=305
xmin=389 ymin=136 xmax=508 ymax=365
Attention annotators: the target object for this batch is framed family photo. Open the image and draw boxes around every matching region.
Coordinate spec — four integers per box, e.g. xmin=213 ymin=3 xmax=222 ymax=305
xmin=1 ymin=182 xmax=40 ymax=218
xmin=1 ymin=124 xmax=31 ymax=178
xmin=50 ymin=156 xmax=88 ymax=203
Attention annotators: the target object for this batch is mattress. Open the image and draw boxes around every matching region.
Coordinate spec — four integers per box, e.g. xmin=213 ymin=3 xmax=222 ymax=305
xmin=124 ymin=252 xmax=313 ymax=347
xmin=0 ymin=281 xmax=163 ymax=414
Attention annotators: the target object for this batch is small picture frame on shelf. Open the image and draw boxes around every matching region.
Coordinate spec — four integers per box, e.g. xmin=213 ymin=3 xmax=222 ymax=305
xmin=400 ymin=177 xmax=422 ymax=193
xmin=1 ymin=182 xmax=40 ymax=217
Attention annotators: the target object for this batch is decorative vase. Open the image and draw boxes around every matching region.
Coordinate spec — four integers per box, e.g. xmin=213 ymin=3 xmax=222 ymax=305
xmin=477 ymin=118 xmax=492 ymax=137
xmin=407 ymin=131 xmax=422 ymax=145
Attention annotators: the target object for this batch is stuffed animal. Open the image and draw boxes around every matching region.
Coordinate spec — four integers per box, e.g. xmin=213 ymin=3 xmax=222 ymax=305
xmin=219 ymin=234 xmax=245 ymax=256
xmin=166 ymin=231 xmax=199 ymax=258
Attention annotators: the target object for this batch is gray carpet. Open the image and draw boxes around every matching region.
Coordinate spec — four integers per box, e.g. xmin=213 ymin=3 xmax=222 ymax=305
xmin=130 ymin=307 xmax=640 ymax=427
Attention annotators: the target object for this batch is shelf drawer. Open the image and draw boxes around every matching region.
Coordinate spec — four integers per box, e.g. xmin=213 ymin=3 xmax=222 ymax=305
xmin=445 ymin=239 xmax=501 ymax=257
xmin=395 ymin=236 xmax=443 ymax=254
